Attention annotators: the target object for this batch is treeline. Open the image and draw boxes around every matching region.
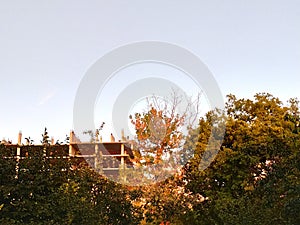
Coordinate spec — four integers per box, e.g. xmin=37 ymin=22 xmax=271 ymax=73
xmin=0 ymin=93 xmax=300 ymax=224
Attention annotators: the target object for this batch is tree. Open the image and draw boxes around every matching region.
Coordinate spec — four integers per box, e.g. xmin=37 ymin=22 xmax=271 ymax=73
xmin=0 ymin=129 xmax=139 ymax=225
xmin=128 ymin=92 xmax=200 ymax=185
xmin=127 ymin=92 xmax=204 ymax=224
xmin=184 ymin=93 xmax=300 ymax=224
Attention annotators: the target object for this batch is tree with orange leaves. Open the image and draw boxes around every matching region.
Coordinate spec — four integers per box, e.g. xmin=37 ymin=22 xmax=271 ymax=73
xmin=128 ymin=92 xmax=200 ymax=184
xmin=130 ymin=105 xmax=185 ymax=164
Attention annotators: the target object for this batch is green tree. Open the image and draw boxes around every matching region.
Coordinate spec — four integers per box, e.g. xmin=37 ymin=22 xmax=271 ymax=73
xmin=185 ymin=93 xmax=300 ymax=224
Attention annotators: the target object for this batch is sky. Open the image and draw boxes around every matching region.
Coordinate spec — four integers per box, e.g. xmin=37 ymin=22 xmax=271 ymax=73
xmin=0 ymin=0 xmax=299 ymax=143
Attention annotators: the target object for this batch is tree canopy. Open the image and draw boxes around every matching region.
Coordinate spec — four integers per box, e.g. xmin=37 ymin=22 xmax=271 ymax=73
xmin=1 ymin=93 xmax=299 ymax=224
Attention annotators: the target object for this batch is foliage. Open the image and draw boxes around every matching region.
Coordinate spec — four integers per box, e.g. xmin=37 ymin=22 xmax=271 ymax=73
xmin=132 ymin=173 xmax=205 ymax=225
xmin=185 ymin=93 xmax=300 ymax=224
xmin=130 ymin=106 xmax=185 ymax=164
xmin=1 ymin=93 xmax=300 ymax=224
xmin=127 ymin=93 xmax=198 ymax=185
xmin=0 ymin=143 xmax=138 ymax=225
xmin=83 ymin=122 xmax=105 ymax=143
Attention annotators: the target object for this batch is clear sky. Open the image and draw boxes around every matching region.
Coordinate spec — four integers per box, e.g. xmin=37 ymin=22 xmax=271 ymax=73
xmin=0 ymin=0 xmax=299 ymax=143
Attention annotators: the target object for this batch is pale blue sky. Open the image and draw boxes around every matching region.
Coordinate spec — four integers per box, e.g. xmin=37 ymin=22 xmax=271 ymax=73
xmin=0 ymin=0 xmax=299 ymax=143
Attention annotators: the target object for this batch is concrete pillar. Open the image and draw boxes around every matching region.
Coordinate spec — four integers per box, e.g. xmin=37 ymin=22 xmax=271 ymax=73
xmin=69 ymin=131 xmax=75 ymax=156
xmin=16 ymin=131 xmax=22 ymax=178
xmin=17 ymin=131 xmax=22 ymax=159
xmin=121 ymin=143 xmax=125 ymax=168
